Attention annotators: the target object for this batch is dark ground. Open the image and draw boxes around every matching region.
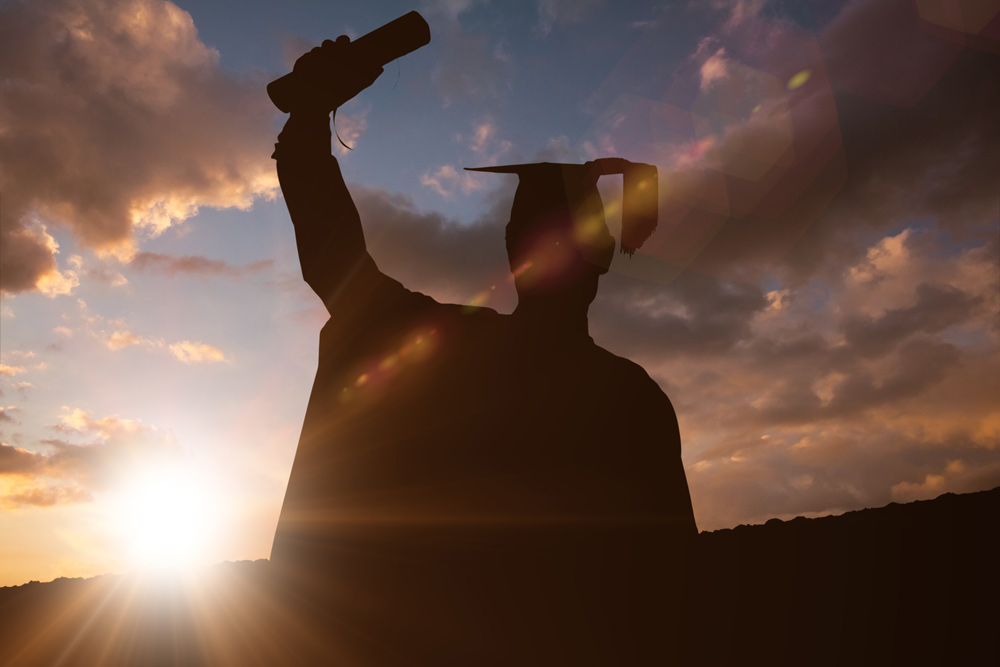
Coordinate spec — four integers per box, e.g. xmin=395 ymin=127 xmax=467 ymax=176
xmin=2 ymin=487 xmax=997 ymax=666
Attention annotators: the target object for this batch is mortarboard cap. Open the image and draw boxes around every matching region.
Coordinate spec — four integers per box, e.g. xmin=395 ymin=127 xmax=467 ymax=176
xmin=466 ymin=159 xmax=658 ymax=261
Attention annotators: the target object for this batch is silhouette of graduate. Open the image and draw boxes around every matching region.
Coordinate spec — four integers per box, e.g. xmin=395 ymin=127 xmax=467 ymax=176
xmin=270 ymin=34 xmax=697 ymax=666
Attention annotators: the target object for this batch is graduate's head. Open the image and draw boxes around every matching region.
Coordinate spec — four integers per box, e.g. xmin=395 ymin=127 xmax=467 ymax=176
xmin=467 ymin=160 xmax=658 ymax=299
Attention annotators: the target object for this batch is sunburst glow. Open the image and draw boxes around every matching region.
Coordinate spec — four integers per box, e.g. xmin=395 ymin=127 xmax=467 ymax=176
xmin=121 ymin=467 xmax=219 ymax=569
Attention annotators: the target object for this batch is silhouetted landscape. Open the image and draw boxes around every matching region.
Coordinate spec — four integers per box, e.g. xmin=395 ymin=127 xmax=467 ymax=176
xmin=2 ymin=486 xmax=996 ymax=666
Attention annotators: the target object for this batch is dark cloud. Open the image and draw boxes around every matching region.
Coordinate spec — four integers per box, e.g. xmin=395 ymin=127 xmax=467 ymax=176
xmin=130 ymin=252 xmax=273 ymax=278
xmin=591 ymin=270 xmax=768 ymax=359
xmin=0 ymin=443 xmax=44 ymax=475
xmin=747 ymin=339 xmax=963 ymax=427
xmin=0 ymin=0 xmax=278 ymax=295
xmin=842 ymin=284 xmax=981 ymax=357
xmin=820 ymin=0 xmax=972 ymax=108
xmin=353 ymin=185 xmax=517 ymax=309
xmin=689 ymin=425 xmax=1000 ymax=528
xmin=0 ymin=226 xmax=60 ymax=295
xmin=583 ymin=0 xmax=998 ymax=284
xmin=770 ymin=0 xmax=1000 ymax=281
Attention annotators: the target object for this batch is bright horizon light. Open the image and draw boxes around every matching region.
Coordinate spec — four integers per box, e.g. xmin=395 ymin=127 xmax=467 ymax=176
xmin=120 ymin=466 xmax=220 ymax=570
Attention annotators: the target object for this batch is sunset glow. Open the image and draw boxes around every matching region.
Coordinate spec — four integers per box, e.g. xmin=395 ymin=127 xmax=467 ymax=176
xmin=1 ymin=0 xmax=998 ymax=589
xmin=120 ymin=467 xmax=220 ymax=569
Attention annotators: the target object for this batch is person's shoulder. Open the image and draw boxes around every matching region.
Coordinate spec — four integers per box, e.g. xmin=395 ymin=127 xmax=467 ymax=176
xmin=374 ymin=282 xmax=507 ymax=325
xmin=590 ymin=343 xmax=675 ymax=403
xmin=436 ymin=302 xmax=505 ymax=322
xmin=591 ymin=343 xmax=651 ymax=379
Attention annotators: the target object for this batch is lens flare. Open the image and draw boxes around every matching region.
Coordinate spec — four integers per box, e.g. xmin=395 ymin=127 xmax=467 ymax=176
xmin=786 ymin=69 xmax=812 ymax=90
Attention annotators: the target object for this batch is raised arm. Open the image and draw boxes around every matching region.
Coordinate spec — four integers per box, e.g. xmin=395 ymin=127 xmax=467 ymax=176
xmin=274 ymin=112 xmax=377 ymax=309
xmin=272 ymin=39 xmax=386 ymax=312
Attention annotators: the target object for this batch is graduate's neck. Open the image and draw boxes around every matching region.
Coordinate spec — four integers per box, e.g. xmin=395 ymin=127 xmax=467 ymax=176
xmin=512 ymin=288 xmax=594 ymax=339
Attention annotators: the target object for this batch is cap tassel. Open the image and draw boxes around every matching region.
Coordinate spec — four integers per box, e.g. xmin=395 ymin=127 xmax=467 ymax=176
xmin=620 ymin=164 xmax=658 ymax=256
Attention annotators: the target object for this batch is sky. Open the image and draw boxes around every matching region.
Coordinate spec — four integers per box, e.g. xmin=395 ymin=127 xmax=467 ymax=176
xmin=1 ymin=0 xmax=998 ymax=587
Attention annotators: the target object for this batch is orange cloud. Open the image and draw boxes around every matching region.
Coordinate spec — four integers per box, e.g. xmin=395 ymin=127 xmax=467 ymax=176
xmin=0 ymin=482 xmax=94 ymax=510
xmin=105 ymin=330 xmax=147 ymax=351
xmin=58 ymin=408 xmax=144 ymax=439
xmin=168 ymin=341 xmax=227 ymax=364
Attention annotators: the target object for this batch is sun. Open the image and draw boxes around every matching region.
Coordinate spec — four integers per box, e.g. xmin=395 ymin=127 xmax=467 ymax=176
xmin=120 ymin=466 xmax=220 ymax=570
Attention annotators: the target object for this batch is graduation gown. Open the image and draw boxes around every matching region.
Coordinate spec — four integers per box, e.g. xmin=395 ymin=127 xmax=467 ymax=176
xmin=269 ymin=113 xmax=697 ymax=665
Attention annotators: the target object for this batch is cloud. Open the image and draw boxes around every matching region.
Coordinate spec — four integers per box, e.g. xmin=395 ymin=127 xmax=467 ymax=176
xmin=699 ymin=47 xmax=730 ymax=89
xmin=422 ymin=0 xmax=487 ymax=22
xmin=168 ymin=341 xmax=227 ymax=364
xmin=418 ymin=0 xmax=513 ymax=106
xmin=0 ymin=444 xmax=47 ymax=476
xmin=105 ymin=329 xmax=149 ymax=351
xmin=590 ymin=270 xmax=769 ymax=360
xmin=17 ymin=225 xmax=83 ymax=297
xmin=536 ymin=0 xmax=605 ymax=36
xmin=431 ymin=30 xmax=512 ymax=106
xmin=351 ymin=185 xmax=515 ymax=309
xmin=1 ymin=350 xmax=37 ymax=362
xmin=0 ymin=0 xmax=279 ymax=295
xmin=421 ymin=119 xmax=512 ymax=198
xmin=1 ymin=409 xmax=185 ymax=509
xmin=420 ymin=165 xmax=490 ymax=198
xmin=469 ymin=123 xmax=495 ymax=153
xmin=627 ymin=224 xmax=999 ymax=529
xmin=333 ymin=108 xmax=369 ymax=155
xmin=1 ymin=485 xmax=95 ymax=508
xmin=57 ymin=408 xmax=142 ymax=438
xmin=891 ymin=472 xmax=947 ymax=503
xmin=465 ymin=119 xmax=513 ymax=164
xmin=129 ymin=252 xmax=273 ymax=278
xmin=841 ymin=285 xmax=980 ymax=358
xmin=0 ymin=407 xmax=16 ymax=424
xmin=54 ymin=411 xmax=183 ymax=477
xmin=36 ymin=268 xmax=81 ymax=298
xmin=0 ymin=366 xmax=27 ymax=377
xmin=59 ymin=299 xmax=231 ymax=364
xmin=891 ymin=458 xmax=1000 ymax=503
xmin=582 ymin=0 xmax=998 ymax=286
xmin=719 ymin=0 xmax=768 ymax=32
